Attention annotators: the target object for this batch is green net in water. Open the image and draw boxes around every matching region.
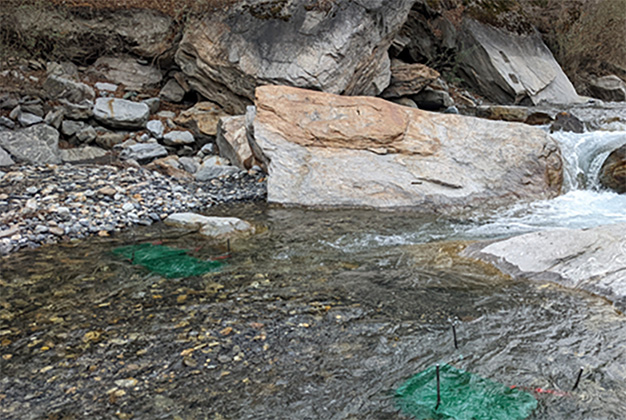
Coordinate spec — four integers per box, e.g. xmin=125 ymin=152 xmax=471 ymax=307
xmin=112 ymin=243 xmax=224 ymax=278
xmin=395 ymin=364 xmax=537 ymax=420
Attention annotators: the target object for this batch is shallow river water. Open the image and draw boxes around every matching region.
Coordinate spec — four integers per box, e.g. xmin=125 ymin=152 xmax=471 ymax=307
xmin=2 ymin=109 xmax=626 ymax=419
xmin=1 ymin=202 xmax=626 ymax=420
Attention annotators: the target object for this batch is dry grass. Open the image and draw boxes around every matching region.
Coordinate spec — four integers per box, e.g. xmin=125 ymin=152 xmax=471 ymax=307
xmin=517 ymin=0 xmax=626 ymax=88
xmin=0 ymin=0 xmax=241 ymax=18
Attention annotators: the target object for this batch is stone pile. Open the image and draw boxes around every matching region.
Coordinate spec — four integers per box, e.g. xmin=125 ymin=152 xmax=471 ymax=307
xmin=0 ymin=58 xmax=269 ymax=255
xmin=0 ymin=163 xmax=265 ymax=255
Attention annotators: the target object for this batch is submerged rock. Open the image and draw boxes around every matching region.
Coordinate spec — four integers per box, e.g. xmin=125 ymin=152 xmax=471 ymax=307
xmin=463 ymin=223 xmax=626 ymax=312
xmin=164 ymin=212 xmax=254 ymax=239
xmin=252 ymin=85 xmax=563 ymax=213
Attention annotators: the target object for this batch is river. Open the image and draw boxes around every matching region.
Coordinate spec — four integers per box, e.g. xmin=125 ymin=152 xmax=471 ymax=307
xmin=1 ymin=104 xmax=625 ymax=419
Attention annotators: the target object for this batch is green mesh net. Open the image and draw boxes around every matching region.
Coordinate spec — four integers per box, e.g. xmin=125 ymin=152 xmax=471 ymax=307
xmin=395 ymin=364 xmax=537 ymax=420
xmin=112 ymin=243 xmax=224 ymax=278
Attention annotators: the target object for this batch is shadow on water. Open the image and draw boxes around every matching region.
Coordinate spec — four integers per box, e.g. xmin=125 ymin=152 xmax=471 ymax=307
xmin=1 ymin=203 xmax=625 ymax=419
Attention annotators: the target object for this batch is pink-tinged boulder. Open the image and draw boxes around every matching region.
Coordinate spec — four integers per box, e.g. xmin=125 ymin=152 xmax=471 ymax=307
xmin=251 ymin=85 xmax=563 ymax=214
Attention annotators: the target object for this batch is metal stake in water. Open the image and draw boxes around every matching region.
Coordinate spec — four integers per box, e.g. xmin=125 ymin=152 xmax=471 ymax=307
xmin=452 ymin=323 xmax=458 ymax=350
xmin=435 ymin=364 xmax=441 ymax=410
xmin=572 ymin=367 xmax=583 ymax=391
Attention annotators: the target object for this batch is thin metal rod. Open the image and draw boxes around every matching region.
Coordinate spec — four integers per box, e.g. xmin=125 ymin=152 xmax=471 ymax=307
xmin=435 ymin=364 xmax=441 ymax=410
xmin=452 ymin=323 xmax=458 ymax=350
xmin=572 ymin=367 xmax=583 ymax=391
xmin=227 ymin=239 xmax=231 ymax=254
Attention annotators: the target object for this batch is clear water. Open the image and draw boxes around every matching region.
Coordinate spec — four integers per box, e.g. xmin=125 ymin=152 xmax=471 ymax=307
xmin=1 ymin=105 xmax=626 ymax=419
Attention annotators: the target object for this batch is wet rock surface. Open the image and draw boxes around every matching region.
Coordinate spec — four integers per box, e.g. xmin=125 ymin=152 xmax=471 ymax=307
xmin=1 ymin=206 xmax=625 ymax=420
xmin=599 ymin=144 xmax=626 ymax=193
xmin=463 ymin=223 xmax=626 ymax=312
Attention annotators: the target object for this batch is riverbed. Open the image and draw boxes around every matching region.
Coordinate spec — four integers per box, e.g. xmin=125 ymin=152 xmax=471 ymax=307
xmin=1 ymin=201 xmax=625 ymax=419
xmin=2 ymin=105 xmax=626 ymax=419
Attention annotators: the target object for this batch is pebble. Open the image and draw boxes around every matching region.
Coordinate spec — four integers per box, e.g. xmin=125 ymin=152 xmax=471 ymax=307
xmin=0 ymin=163 xmax=266 ymax=255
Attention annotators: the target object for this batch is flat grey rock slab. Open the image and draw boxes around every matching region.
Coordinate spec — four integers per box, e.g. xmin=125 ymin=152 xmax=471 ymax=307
xmin=463 ymin=223 xmax=626 ymax=312
xmin=18 ymin=112 xmax=43 ymax=127
xmin=59 ymin=146 xmax=108 ymax=162
xmin=147 ymin=120 xmax=164 ymax=139
xmin=119 ymin=143 xmax=168 ymax=162
xmin=163 ymin=130 xmax=195 ymax=146
xmin=164 ymin=212 xmax=254 ymax=238
xmin=0 ymin=124 xmax=60 ymax=164
xmin=93 ymin=98 xmax=150 ymax=129
xmin=0 ymin=146 xmax=15 ymax=166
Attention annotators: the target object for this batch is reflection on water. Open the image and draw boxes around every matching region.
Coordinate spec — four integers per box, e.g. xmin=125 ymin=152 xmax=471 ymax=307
xmin=1 ymin=203 xmax=625 ymax=419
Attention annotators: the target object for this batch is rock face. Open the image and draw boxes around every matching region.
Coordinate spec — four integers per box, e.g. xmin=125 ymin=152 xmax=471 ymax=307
xmin=0 ymin=124 xmax=61 ymax=164
xmin=599 ymin=145 xmax=626 ymax=193
xmin=463 ymin=223 xmax=626 ymax=312
xmin=164 ymin=213 xmax=254 ymax=239
xmin=93 ymin=98 xmax=150 ymax=130
xmin=458 ymin=19 xmax=580 ymax=105
xmin=588 ymin=75 xmax=626 ymax=102
xmin=252 ymin=85 xmax=563 ymax=212
xmin=9 ymin=8 xmax=176 ymax=62
xmin=176 ymin=0 xmax=414 ymax=113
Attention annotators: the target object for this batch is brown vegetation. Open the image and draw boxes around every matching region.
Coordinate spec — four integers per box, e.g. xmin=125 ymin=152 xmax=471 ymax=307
xmin=518 ymin=0 xmax=626 ymax=91
xmin=1 ymin=0 xmax=240 ymax=18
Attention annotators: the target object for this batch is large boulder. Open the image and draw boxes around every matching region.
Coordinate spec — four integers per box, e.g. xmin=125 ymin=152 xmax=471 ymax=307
xmin=588 ymin=75 xmax=626 ymax=102
xmin=175 ymin=0 xmax=415 ymax=113
xmin=252 ymin=85 xmax=563 ymax=213
xmin=599 ymin=144 xmax=626 ymax=193
xmin=0 ymin=124 xmax=61 ymax=164
xmin=458 ymin=19 xmax=581 ymax=105
xmin=463 ymin=223 xmax=626 ymax=312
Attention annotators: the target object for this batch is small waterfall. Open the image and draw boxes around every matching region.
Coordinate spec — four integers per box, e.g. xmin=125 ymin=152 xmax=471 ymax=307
xmin=462 ymin=117 xmax=626 ymax=238
xmin=550 ymin=129 xmax=626 ymax=191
